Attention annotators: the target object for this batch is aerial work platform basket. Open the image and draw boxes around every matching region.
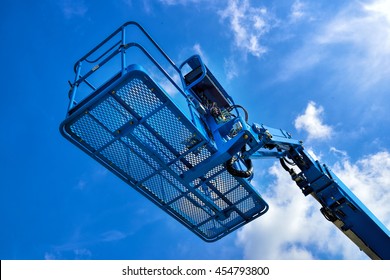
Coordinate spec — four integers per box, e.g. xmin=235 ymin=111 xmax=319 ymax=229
xmin=60 ymin=22 xmax=268 ymax=241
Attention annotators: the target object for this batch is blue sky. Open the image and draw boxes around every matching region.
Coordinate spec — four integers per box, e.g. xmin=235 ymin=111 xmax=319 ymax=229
xmin=1 ymin=0 xmax=389 ymax=260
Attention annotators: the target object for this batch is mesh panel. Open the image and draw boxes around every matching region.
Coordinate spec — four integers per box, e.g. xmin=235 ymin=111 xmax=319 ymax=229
xmin=170 ymin=160 xmax=189 ymax=175
xmin=100 ymin=140 xmax=157 ymax=182
xmin=197 ymin=185 xmax=229 ymax=210
xmin=143 ymin=174 xmax=183 ymax=204
xmin=225 ymin=186 xmax=250 ymax=204
xmin=70 ymin=114 xmax=114 ymax=151
xmin=90 ymin=96 xmax=133 ymax=132
xmin=62 ymin=68 xmax=268 ymax=241
xmin=133 ymin=125 xmax=176 ymax=163
xmin=184 ymin=146 xmax=212 ymax=167
xmin=211 ymin=170 xmax=241 ymax=194
xmin=170 ymin=196 xmax=211 ymax=225
xmin=117 ymin=77 xmax=163 ymax=117
xmin=193 ymin=166 xmax=248 ymax=208
xmin=220 ymin=211 xmax=242 ymax=227
xmin=236 ymin=197 xmax=257 ymax=214
xmin=122 ymin=137 xmax=161 ymax=171
xmin=147 ymin=107 xmax=193 ymax=154
xmin=199 ymin=220 xmax=226 ymax=237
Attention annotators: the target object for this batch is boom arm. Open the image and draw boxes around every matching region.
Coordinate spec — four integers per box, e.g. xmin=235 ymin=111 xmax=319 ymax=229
xmin=181 ymin=55 xmax=390 ymax=259
xmin=61 ymin=22 xmax=389 ymax=259
xmin=249 ymin=124 xmax=390 ymax=259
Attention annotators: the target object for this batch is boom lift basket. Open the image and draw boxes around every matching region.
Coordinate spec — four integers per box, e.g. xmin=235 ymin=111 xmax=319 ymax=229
xmin=60 ymin=22 xmax=268 ymax=242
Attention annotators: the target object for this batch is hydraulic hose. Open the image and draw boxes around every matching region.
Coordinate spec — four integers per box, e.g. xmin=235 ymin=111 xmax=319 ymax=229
xmin=226 ymin=146 xmax=253 ymax=178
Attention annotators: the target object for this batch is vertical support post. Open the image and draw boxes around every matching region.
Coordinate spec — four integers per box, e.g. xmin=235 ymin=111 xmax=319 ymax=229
xmin=121 ymin=26 xmax=126 ymax=75
xmin=67 ymin=61 xmax=82 ymax=113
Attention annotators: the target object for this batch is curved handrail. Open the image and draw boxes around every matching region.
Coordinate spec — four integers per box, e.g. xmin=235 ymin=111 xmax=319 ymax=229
xmin=67 ymin=21 xmax=186 ymax=113
xmin=73 ymin=21 xmax=179 ymax=73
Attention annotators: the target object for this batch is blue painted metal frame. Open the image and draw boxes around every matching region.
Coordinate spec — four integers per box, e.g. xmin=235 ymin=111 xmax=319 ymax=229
xmin=60 ymin=22 xmax=269 ymax=241
xmin=284 ymin=146 xmax=390 ymax=259
xmin=246 ymin=123 xmax=390 ymax=259
xmin=67 ymin=21 xmax=187 ymax=114
xmin=61 ymin=21 xmax=389 ymax=258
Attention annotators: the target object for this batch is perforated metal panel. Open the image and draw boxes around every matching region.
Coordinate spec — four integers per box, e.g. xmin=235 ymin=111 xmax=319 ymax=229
xmin=60 ymin=66 xmax=268 ymax=241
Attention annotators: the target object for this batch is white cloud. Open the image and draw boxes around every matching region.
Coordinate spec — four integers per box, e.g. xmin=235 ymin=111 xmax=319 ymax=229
xmin=75 ymin=166 xmax=108 ymax=191
xmin=150 ymin=70 xmax=182 ymax=97
xmin=281 ymin=0 xmax=390 ymax=90
xmin=332 ymin=151 xmax=390 ymax=228
xmin=60 ymin=0 xmax=88 ymax=19
xmin=76 ymin=179 xmax=87 ymax=190
xmin=44 ymin=252 xmax=57 ymax=260
xmin=236 ymin=163 xmax=317 ymax=259
xmin=294 ymin=101 xmax=333 ymax=141
xmin=100 ymin=230 xmax=127 ymax=242
xmin=45 ymin=228 xmax=128 ymax=259
xmin=159 ymin=0 xmax=204 ymax=5
xmin=236 ymin=163 xmax=354 ymax=259
xmin=330 ymin=146 xmax=348 ymax=158
xmin=73 ymin=248 xmax=92 ymax=259
xmin=224 ymin=57 xmax=239 ymax=80
xmin=237 ymin=102 xmax=387 ymax=260
xmin=364 ymin=0 xmax=390 ymax=23
xmin=290 ymin=0 xmax=306 ymax=22
xmin=219 ymin=0 xmax=270 ymax=57
xmin=142 ymin=0 xmax=153 ymax=14
xmin=236 ymin=149 xmax=390 ymax=259
xmin=192 ymin=43 xmax=208 ymax=64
